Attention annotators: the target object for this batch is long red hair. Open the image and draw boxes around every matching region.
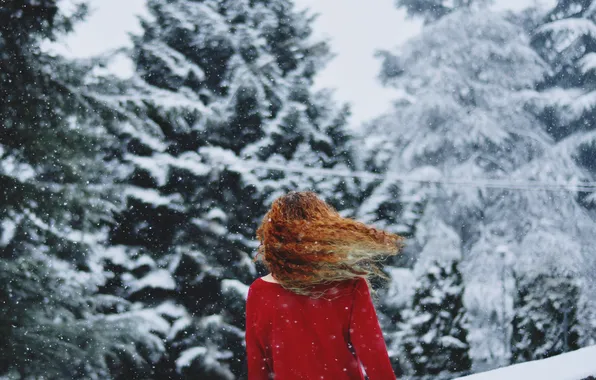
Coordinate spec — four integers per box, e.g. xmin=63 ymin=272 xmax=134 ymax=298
xmin=255 ymin=191 xmax=403 ymax=297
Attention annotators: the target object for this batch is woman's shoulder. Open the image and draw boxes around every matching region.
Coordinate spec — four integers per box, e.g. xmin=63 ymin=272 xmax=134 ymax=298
xmin=308 ymin=277 xmax=364 ymax=299
xmin=343 ymin=276 xmax=366 ymax=290
xmin=248 ymin=277 xmax=264 ymax=290
xmin=247 ymin=277 xmax=280 ymax=297
xmin=246 ymin=276 xmax=365 ymax=299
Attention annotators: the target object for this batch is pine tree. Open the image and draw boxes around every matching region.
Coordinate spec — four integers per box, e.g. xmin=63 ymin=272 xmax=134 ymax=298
xmin=358 ymin=5 xmax=559 ymax=363
xmin=361 ymin=0 xmax=596 ymax=364
xmin=529 ymin=0 xmax=596 ymax=204
xmin=379 ymin=267 xmax=416 ymax=377
xmin=0 ymin=1 xmax=166 ymax=377
xmin=400 ymin=260 xmax=472 ymax=376
xmin=510 ymin=273 xmax=581 ymax=362
xmin=80 ymin=0 xmax=363 ymax=377
xmin=527 ymin=0 xmax=596 ymax=345
xmin=358 ymin=5 xmax=552 ymax=254
xmin=396 ymin=0 xmax=492 ymax=23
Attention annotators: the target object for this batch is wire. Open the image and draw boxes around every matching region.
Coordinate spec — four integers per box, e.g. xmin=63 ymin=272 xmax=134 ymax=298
xmin=228 ymin=159 xmax=596 ymax=193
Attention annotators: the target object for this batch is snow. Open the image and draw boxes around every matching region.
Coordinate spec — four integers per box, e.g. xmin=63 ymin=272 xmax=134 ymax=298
xmin=221 ymin=279 xmax=250 ymax=300
xmin=553 ymin=91 xmax=596 ymax=126
xmin=119 ymin=121 xmax=167 ymax=152
xmin=175 ymin=346 xmax=207 ymax=373
xmin=0 ymin=150 xmax=36 ymax=182
xmin=414 ymin=221 xmax=462 ymax=276
xmin=130 ymin=308 xmax=172 ymax=336
xmin=518 ymin=229 xmax=583 ymax=277
xmin=199 ymin=314 xmax=224 ymax=328
xmin=129 ymin=269 xmax=177 ymax=293
xmin=441 ymin=336 xmax=468 ymax=349
xmin=191 ymin=217 xmax=228 ymax=236
xmin=142 ymin=41 xmax=205 ymax=81
xmin=164 ymin=151 xmax=212 ymax=177
xmin=536 ymin=18 xmax=596 ymax=52
xmin=168 ymin=316 xmax=193 ymax=341
xmin=133 ymin=255 xmax=156 ymax=269
xmin=126 ymin=150 xmax=215 ymax=191
xmin=123 ymin=154 xmax=170 ymax=187
xmin=124 ymin=186 xmax=184 ymax=207
xmin=384 ymin=267 xmax=416 ymax=309
xmin=206 ymin=208 xmax=227 ymax=222
xmin=175 ymin=345 xmax=235 ymax=379
xmin=579 ymin=52 xmax=596 ymax=74
xmin=155 ymin=301 xmax=188 ymax=320
xmin=0 ymin=218 xmax=16 ymax=247
xmin=102 ymin=245 xmax=133 ymax=267
xmin=455 ymin=345 xmax=596 ymax=380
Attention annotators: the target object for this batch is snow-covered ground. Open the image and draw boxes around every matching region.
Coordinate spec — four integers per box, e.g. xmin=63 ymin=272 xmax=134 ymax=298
xmin=455 ymin=346 xmax=596 ymax=380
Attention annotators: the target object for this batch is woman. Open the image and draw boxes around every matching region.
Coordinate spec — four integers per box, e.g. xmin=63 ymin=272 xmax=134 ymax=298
xmin=245 ymin=191 xmax=403 ymax=379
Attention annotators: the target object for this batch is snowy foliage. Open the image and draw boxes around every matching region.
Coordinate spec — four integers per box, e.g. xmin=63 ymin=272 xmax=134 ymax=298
xmin=372 ymin=10 xmax=550 ymax=174
xmin=0 ymin=255 xmax=166 ymax=379
xmin=73 ymin=0 xmax=365 ymax=378
xmin=4 ymin=0 xmax=596 ymax=378
xmin=399 ymin=260 xmax=472 ymax=376
xmin=0 ymin=2 xmax=169 ymax=378
xmin=396 ymin=0 xmax=492 ymax=23
xmin=361 ymin=2 xmax=596 ymax=369
xmin=528 ymin=0 xmax=596 ymax=348
xmin=529 ymin=0 xmax=596 ymax=213
xmin=510 ymin=273 xmax=581 ymax=363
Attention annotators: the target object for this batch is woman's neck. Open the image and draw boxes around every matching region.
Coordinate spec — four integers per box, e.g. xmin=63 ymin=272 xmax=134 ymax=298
xmin=261 ymin=273 xmax=279 ymax=283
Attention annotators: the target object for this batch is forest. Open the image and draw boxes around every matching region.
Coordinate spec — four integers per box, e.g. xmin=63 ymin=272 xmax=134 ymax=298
xmin=1 ymin=0 xmax=595 ymax=379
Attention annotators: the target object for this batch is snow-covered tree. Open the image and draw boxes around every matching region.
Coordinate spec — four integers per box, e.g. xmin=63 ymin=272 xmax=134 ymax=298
xmin=379 ymin=267 xmax=416 ymax=377
xmin=78 ymin=0 xmax=363 ymax=377
xmin=359 ymin=6 xmax=553 ymax=252
xmin=358 ymin=6 xmax=559 ymax=364
xmin=529 ymin=0 xmax=596 ymax=198
xmin=0 ymin=1 xmax=166 ymax=377
xmin=527 ymin=0 xmax=596 ymax=345
xmin=400 ymin=260 xmax=472 ymax=376
xmin=511 ymin=273 xmax=581 ymax=363
xmin=0 ymin=0 xmax=114 ymax=265
xmin=396 ymin=0 xmax=492 ymax=23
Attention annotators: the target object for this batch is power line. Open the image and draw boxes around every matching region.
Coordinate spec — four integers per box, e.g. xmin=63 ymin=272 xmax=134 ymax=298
xmin=227 ymin=159 xmax=596 ymax=193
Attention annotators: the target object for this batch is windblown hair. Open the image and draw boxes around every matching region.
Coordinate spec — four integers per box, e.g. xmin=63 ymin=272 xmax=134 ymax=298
xmin=255 ymin=191 xmax=404 ymax=298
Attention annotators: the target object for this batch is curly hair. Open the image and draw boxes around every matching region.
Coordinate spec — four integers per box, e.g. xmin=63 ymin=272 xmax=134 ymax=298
xmin=254 ymin=190 xmax=404 ymax=298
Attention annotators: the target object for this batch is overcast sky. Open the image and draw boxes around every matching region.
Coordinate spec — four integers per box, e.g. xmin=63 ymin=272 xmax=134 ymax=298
xmin=53 ymin=0 xmax=555 ymax=128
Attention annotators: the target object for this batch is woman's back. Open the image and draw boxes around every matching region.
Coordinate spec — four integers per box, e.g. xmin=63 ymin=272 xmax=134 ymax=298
xmin=245 ymin=276 xmax=396 ymax=380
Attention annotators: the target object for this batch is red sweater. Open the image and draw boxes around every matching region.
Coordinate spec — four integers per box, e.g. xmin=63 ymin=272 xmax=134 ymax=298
xmin=245 ymin=276 xmax=396 ymax=380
